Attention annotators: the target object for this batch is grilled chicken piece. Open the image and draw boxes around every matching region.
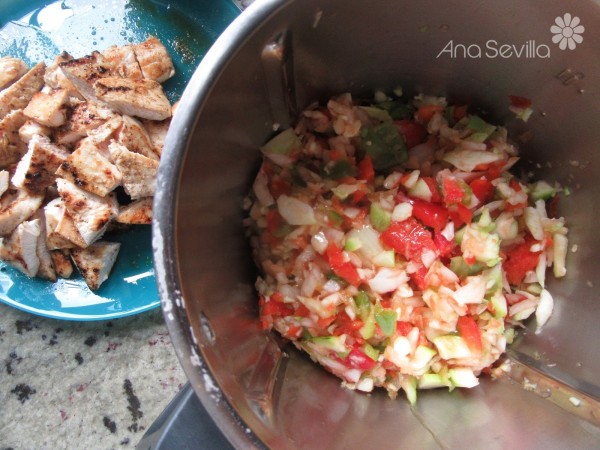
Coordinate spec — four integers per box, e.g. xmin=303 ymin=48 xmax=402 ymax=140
xmin=117 ymin=115 xmax=159 ymax=160
xmin=51 ymin=249 xmax=73 ymax=278
xmin=80 ymin=115 xmax=123 ymax=158
xmin=56 ymin=139 xmax=122 ymax=197
xmin=0 ymin=190 xmax=44 ymax=236
xmin=56 ymin=178 xmax=118 ymax=246
xmin=44 ymin=198 xmax=78 ymax=249
xmin=0 ymin=109 xmax=28 ymax=166
xmin=0 ymin=171 xmax=9 ymax=197
xmin=23 ymin=88 xmax=69 ymax=127
xmin=53 ymin=208 xmax=87 ymax=249
xmin=116 ymin=197 xmax=152 ymax=224
xmin=109 ymin=142 xmax=158 ymax=200
xmin=142 ymin=118 xmax=169 ymax=157
xmin=93 ymin=77 xmax=171 ymax=121
xmin=12 ymin=134 xmax=70 ymax=194
xmin=59 ymin=51 xmax=112 ymax=101
xmin=0 ymin=218 xmax=41 ymax=277
xmin=133 ymin=36 xmax=175 ymax=83
xmin=71 ymin=240 xmax=120 ymax=290
xmin=44 ymin=52 xmax=83 ymax=99
xmin=19 ymin=119 xmax=51 ymax=143
xmin=34 ymin=211 xmax=56 ymax=281
xmin=102 ymin=44 xmax=143 ymax=79
xmin=0 ymin=57 xmax=28 ymax=91
xmin=54 ymin=100 xmax=117 ymax=146
xmin=0 ymin=62 xmax=46 ymax=120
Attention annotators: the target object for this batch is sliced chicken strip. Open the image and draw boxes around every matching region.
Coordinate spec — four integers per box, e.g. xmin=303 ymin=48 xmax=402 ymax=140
xmin=0 ymin=109 xmax=28 ymax=166
xmin=59 ymin=51 xmax=112 ymax=101
xmin=116 ymin=197 xmax=152 ymax=224
xmin=117 ymin=115 xmax=159 ymax=160
xmin=56 ymin=139 xmax=122 ymax=197
xmin=23 ymin=88 xmax=69 ymax=127
xmin=19 ymin=119 xmax=51 ymax=144
xmin=33 ymin=211 xmax=56 ymax=281
xmin=0 ymin=57 xmax=28 ymax=91
xmin=53 ymin=207 xmax=87 ymax=249
xmin=44 ymin=198 xmax=78 ymax=250
xmin=54 ymin=99 xmax=117 ymax=146
xmin=0 ymin=171 xmax=9 ymax=197
xmin=82 ymin=115 xmax=123 ymax=157
xmin=71 ymin=240 xmax=120 ymax=290
xmin=141 ymin=117 xmax=170 ymax=157
xmin=93 ymin=77 xmax=171 ymax=121
xmin=56 ymin=178 xmax=118 ymax=246
xmin=109 ymin=142 xmax=158 ymax=199
xmin=0 ymin=62 xmax=46 ymax=120
xmin=51 ymin=249 xmax=73 ymax=278
xmin=12 ymin=134 xmax=70 ymax=194
xmin=102 ymin=44 xmax=143 ymax=79
xmin=44 ymin=52 xmax=82 ymax=99
xmin=0 ymin=218 xmax=41 ymax=277
xmin=133 ymin=36 xmax=175 ymax=83
xmin=0 ymin=190 xmax=44 ymax=236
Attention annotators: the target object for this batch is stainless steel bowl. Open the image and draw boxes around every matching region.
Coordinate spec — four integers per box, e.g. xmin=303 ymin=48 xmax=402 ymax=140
xmin=153 ymin=1 xmax=600 ymax=448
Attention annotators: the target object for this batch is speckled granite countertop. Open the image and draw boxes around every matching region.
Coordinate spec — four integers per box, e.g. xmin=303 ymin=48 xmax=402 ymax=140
xmin=0 ymin=303 xmax=186 ymax=449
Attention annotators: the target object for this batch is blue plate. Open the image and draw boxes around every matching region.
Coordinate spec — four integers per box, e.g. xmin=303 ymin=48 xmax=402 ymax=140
xmin=0 ymin=0 xmax=240 ymax=320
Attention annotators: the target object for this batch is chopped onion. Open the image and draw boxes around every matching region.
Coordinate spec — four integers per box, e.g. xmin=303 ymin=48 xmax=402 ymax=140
xmin=311 ymin=231 xmax=329 ymax=254
xmin=440 ymin=221 xmax=455 ymax=242
xmin=452 ymin=275 xmax=487 ymax=305
xmin=535 ymin=289 xmax=554 ymax=334
xmin=252 ymin=169 xmax=274 ymax=206
xmin=368 ymin=268 xmax=409 ymax=294
xmin=524 ymin=207 xmax=544 ymax=241
xmin=535 ymin=253 xmax=547 ymax=287
xmin=553 ymin=233 xmax=568 ymax=278
xmin=277 ymin=195 xmax=316 ymax=225
xmin=392 ymin=202 xmax=413 ymax=222
xmin=442 ymin=148 xmax=503 ymax=172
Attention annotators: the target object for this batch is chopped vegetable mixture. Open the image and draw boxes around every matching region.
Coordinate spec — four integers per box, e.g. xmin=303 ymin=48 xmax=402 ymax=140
xmin=244 ymin=91 xmax=568 ymax=403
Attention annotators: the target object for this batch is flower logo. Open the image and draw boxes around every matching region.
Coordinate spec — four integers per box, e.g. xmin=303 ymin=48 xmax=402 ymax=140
xmin=551 ymin=13 xmax=584 ymax=50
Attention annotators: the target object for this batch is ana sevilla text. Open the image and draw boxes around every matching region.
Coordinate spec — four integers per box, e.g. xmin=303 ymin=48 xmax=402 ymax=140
xmin=437 ymin=40 xmax=551 ymax=59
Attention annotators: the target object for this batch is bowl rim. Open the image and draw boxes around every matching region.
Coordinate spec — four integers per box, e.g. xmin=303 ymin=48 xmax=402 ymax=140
xmin=152 ymin=0 xmax=289 ymax=448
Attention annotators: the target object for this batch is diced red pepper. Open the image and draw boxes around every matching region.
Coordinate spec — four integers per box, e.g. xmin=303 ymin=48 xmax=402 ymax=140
xmin=268 ymin=176 xmax=291 ymax=198
xmin=411 ymin=199 xmax=449 ymax=232
xmin=325 ymin=243 xmax=361 ymax=286
xmin=457 ymin=316 xmax=483 ymax=353
xmin=333 ymin=312 xmax=363 ymax=336
xmin=409 ymin=265 xmax=429 ymax=291
xmin=396 ymin=321 xmax=414 ymax=336
xmin=380 ymin=218 xmax=436 ymax=260
xmin=442 ymin=177 xmax=466 ymax=205
xmin=448 ymin=203 xmax=473 ymax=228
xmin=421 ymin=177 xmax=442 ymax=203
xmin=346 ymin=348 xmax=376 ymax=371
xmin=394 ymin=120 xmax=427 ymax=149
xmin=470 ymin=177 xmax=494 ymax=204
xmin=503 ymin=237 xmax=541 ymax=285
xmin=295 ymin=303 xmax=311 ymax=317
xmin=317 ymin=315 xmax=337 ymax=329
xmin=416 ymin=104 xmax=444 ymax=123
xmin=433 ymin=232 xmax=456 ymax=258
xmin=265 ymin=209 xmax=283 ymax=233
xmin=261 ymin=296 xmax=293 ymax=317
xmin=286 ymin=325 xmax=302 ymax=338
xmin=509 ymin=95 xmax=532 ymax=109
xmin=357 ymin=155 xmax=375 ymax=182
